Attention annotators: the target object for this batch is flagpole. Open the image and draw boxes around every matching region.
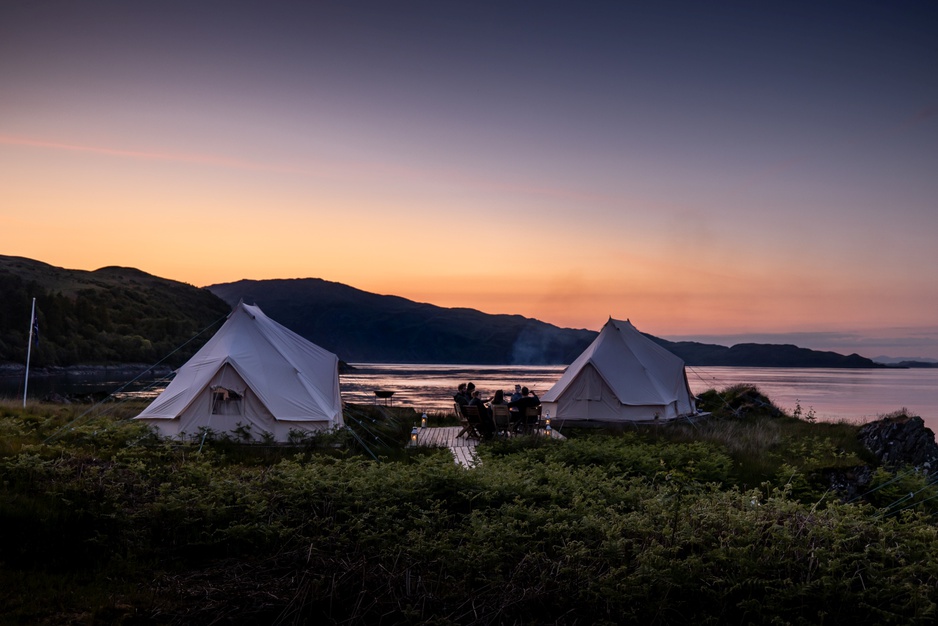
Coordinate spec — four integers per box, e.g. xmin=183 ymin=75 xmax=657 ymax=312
xmin=23 ymin=298 xmax=36 ymax=408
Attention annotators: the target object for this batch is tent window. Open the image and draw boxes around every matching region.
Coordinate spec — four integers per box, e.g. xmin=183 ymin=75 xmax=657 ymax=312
xmin=211 ymin=386 xmax=243 ymax=416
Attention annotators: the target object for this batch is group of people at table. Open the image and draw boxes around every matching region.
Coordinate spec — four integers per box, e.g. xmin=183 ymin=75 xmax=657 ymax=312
xmin=453 ymin=382 xmax=540 ymax=440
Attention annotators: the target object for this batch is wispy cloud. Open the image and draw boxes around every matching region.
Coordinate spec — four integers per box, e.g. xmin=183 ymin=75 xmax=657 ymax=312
xmin=0 ymin=133 xmax=618 ymax=206
xmin=0 ymin=134 xmax=303 ymax=173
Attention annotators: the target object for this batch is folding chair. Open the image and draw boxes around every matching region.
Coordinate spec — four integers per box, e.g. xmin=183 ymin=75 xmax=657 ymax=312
xmin=522 ymin=406 xmax=542 ymax=435
xmin=492 ymin=404 xmax=512 ymax=436
xmin=456 ymin=403 xmax=482 ymax=439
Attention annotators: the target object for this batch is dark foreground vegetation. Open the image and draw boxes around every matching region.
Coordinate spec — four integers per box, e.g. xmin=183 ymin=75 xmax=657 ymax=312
xmin=2 ymin=387 xmax=938 ymax=625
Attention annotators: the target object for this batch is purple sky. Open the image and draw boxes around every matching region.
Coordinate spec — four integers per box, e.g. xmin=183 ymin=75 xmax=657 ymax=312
xmin=1 ymin=1 xmax=936 ymax=358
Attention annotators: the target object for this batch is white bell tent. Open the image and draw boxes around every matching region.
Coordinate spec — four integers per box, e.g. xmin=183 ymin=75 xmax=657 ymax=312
xmin=134 ymin=301 xmax=343 ymax=441
xmin=540 ymin=318 xmax=696 ymax=422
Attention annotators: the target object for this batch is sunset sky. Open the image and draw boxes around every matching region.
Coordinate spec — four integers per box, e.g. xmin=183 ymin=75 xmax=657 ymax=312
xmin=2 ymin=1 xmax=936 ymax=359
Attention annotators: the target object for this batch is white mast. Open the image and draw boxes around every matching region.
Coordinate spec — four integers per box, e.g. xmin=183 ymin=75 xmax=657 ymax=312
xmin=23 ymin=298 xmax=36 ymax=408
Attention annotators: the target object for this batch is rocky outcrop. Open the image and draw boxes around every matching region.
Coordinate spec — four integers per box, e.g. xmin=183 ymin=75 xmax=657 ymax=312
xmin=857 ymin=412 xmax=938 ymax=474
xmin=824 ymin=412 xmax=938 ymax=501
xmin=696 ymin=384 xmax=785 ymax=418
xmin=822 ymin=465 xmax=874 ymax=501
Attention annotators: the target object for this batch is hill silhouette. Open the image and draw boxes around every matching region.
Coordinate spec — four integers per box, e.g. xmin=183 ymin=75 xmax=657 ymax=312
xmin=207 ymin=278 xmax=596 ymax=364
xmin=0 ymin=255 xmax=230 ymax=367
xmin=0 ymin=256 xmax=880 ymax=368
xmin=207 ymin=278 xmax=881 ymax=368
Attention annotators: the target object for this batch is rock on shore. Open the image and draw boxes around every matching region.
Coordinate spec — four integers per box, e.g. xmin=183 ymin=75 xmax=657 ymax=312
xmin=858 ymin=411 xmax=938 ymax=474
xmin=825 ymin=411 xmax=937 ymax=500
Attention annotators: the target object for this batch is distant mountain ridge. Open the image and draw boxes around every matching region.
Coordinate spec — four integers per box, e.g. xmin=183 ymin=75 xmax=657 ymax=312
xmin=0 ymin=256 xmax=882 ymax=369
xmin=657 ymin=339 xmax=879 ymax=368
xmin=207 ymin=278 xmax=882 ymax=368
xmin=206 ymin=278 xmax=596 ymax=365
xmin=874 ymin=356 xmax=938 ymax=368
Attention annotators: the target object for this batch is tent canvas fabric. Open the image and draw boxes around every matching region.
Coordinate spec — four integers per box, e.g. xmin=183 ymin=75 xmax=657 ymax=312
xmin=540 ymin=318 xmax=696 ymax=422
xmin=134 ymin=301 xmax=343 ymax=441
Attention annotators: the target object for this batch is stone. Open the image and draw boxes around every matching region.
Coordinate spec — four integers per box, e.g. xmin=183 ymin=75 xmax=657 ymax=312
xmin=857 ymin=411 xmax=938 ymax=474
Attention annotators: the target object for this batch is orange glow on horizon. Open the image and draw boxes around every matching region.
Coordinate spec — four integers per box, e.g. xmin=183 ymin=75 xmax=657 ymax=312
xmin=2 ymin=129 xmax=935 ymax=343
xmin=5 ymin=233 xmax=935 ymax=340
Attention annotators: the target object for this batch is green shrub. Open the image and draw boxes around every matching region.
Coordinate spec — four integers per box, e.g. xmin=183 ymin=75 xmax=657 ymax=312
xmin=2 ymin=400 xmax=938 ymax=624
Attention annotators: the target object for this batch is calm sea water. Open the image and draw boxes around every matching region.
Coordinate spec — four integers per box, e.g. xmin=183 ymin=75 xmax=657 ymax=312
xmin=0 ymin=368 xmax=170 ymax=401
xmin=341 ymin=364 xmax=938 ymax=429
xmin=5 ymin=364 xmax=936 ymax=430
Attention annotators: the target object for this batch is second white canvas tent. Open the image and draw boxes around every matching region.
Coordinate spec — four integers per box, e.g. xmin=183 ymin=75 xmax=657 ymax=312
xmin=134 ymin=301 xmax=343 ymax=441
xmin=540 ymin=318 xmax=696 ymax=422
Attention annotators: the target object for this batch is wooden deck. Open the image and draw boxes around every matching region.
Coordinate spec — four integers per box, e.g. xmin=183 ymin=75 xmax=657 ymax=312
xmin=413 ymin=425 xmax=565 ymax=467
xmin=414 ymin=426 xmax=479 ymax=467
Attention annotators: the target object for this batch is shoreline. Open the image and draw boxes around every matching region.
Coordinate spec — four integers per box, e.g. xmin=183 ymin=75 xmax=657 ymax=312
xmin=0 ymin=363 xmax=175 ymax=379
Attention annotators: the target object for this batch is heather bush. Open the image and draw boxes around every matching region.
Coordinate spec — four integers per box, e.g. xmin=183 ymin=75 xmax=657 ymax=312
xmin=2 ymin=400 xmax=938 ymax=624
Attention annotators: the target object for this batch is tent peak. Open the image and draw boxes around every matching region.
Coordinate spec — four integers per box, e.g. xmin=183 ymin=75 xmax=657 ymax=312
xmin=233 ymin=299 xmax=259 ymax=320
xmin=134 ymin=301 xmax=343 ymax=440
xmin=541 ymin=316 xmax=696 ymax=422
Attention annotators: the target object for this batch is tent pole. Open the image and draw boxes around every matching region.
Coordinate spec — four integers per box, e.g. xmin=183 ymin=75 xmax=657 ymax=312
xmin=23 ymin=298 xmax=36 ymax=408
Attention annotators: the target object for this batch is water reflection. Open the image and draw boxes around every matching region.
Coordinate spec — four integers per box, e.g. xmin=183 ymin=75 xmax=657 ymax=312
xmin=4 ymin=363 xmax=936 ymax=431
xmin=0 ymin=368 xmax=171 ymax=402
xmin=344 ymin=364 xmax=938 ymax=427
xmin=685 ymin=366 xmax=937 ymax=424
xmin=340 ymin=364 xmax=566 ymax=412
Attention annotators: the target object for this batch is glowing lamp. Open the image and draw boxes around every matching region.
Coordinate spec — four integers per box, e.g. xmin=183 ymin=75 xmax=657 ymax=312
xmin=421 ymin=412 xmax=428 ymax=429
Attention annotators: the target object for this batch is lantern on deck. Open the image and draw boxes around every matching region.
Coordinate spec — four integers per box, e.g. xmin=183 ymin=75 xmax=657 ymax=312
xmin=410 ymin=426 xmax=419 ymax=446
xmin=421 ymin=412 xmax=428 ymax=429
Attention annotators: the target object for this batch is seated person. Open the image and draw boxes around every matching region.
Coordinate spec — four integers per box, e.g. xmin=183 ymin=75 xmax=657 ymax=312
xmin=507 ymin=386 xmax=540 ymax=426
xmin=468 ymin=390 xmax=495 ymax=439
xmin=453 ymin=383 xmax=469 ymax=406
xmin=510 ymin=384 xmax=523 ymax=403
xmin=488 ymin=389 xmax=507 ymax=406
xmin=508 ymin=384 xmax=523 ymax=422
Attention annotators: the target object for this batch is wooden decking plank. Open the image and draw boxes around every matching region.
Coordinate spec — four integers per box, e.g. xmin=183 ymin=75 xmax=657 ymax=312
xmin=412 ymin=425 xmax=478 ymax=466
xmin=413 ymin=424 xmax=563 ymax=467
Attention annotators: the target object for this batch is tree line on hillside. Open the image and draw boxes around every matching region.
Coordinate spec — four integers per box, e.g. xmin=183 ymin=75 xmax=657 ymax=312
xmin=0 ymin=273 xmax=230 ymax=367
